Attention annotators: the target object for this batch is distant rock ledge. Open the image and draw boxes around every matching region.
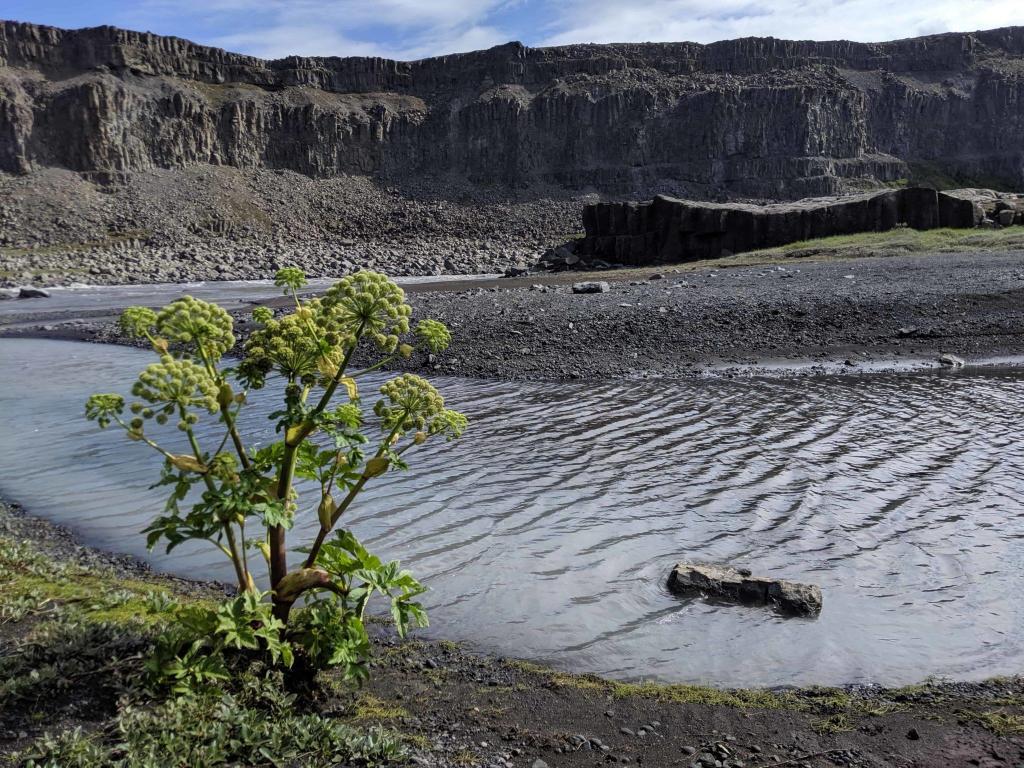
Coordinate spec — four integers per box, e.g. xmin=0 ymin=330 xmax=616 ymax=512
xmin=667 ymin=562 xmax=823 ymax=616
xmin=574 ymin=187 xmax=1021 ymax=266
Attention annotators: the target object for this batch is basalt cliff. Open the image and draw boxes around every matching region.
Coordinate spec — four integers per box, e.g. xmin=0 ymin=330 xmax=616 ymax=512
xmin=2 ymin=22 xmax=1024 ymax=198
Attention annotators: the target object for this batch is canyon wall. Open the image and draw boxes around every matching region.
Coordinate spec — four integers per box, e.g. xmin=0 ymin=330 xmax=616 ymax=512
xmin=1 ymin=22 xmax=1024 ymax=198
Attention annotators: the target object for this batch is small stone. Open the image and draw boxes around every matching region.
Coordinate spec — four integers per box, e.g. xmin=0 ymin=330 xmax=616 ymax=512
xmin=572 ymin=281 xmax=610 ymax=294
xmin=619 ymin=727 xmax=636 ymax=737
xmin=682 ymin=745 xmax=697 ymax=755
xmin=906 ymin=727 xmax=921 ymax=740
xmin=531 ymin=761 xmax=550 ymax=768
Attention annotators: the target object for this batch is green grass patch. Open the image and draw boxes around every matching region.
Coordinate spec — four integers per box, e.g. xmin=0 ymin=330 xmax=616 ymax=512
xmin=749 ymin=226 xmax=1024 ymax=261
xmin=352 ymin=693 xmax=409 ymax=722
xmin=973 ymin=711 xmax=1024 ymax=736
xmin=506 ymin=659 xmax=796 ymax=710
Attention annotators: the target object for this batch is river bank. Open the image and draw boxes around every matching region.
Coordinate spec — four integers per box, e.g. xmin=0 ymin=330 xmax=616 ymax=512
xmin=2 ymin=499 xmax=1021 ymax=768
xmin=4 ymin=248 xmax=1024 ymax=380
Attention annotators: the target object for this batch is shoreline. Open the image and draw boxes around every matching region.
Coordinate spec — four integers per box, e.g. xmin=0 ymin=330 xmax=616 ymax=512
xmin=3 ymin=248 xmax=1024 ymax=382
xmin=2 ymin=499 xmax=1022 ymax=766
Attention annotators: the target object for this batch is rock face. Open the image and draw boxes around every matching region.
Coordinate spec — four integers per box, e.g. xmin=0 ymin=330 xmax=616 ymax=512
xmin=575 ymin=187 xmax=982 ymax=264
xmin=1 ymin=22 xmax=1024 ymax=197
xmin=667 ymin=563 xmax=823 ymax=616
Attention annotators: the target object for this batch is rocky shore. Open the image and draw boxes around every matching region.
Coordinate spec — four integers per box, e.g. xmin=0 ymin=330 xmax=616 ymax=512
xmin=0 ymin=169 xmax=585 ymax=288
xmin=7 ymin=247 xmax=1024 ymax=381
xmin=2 ymin=499 xmax=1022 ymax=768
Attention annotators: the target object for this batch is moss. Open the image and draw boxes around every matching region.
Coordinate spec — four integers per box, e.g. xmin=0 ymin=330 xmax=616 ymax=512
xmin=351 ymin=693 xmax=409 ymax=722
xmin=451 ymin=748 xmax=480 ymax=765
xmin=507 ymin=659 xmax=796 ymax=710
xmin=974 ymin=711 xmax=1024 ymax=736
xmin=611 ymin=680 xmax=796 ymax=709
xmin=813 ymin=712 xmax=852 ymax=734
xmin=756 ymin=226 xmax=1024 ymax=259
xmin=905 ymin=161 xmax=1017 ymax=192
xmin=1 ymin=535 xmax=208 ymax=630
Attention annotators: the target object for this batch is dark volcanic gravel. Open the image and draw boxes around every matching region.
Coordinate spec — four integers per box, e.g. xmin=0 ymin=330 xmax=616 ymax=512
xmin=5 ymin=250 xmax=1024 ymax=380
xmin=343 ymin=250 xmax=1024 ymax=379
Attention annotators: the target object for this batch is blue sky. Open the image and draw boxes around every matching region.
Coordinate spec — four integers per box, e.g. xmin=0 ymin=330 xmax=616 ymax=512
xmin=3 ymin=0 xmax=1019 ymax=61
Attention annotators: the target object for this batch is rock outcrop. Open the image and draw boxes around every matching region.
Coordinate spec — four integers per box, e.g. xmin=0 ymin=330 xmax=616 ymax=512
xmin=2 ymin=22 xmax=1024 ymax=197
xmin=667 ymin=563 xmax=823 ymax=616
xmin=575 ymin=187 xmax=983 ymax=265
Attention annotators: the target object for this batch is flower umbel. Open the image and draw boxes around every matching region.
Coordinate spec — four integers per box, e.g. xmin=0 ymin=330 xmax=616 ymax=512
xmin=322 ymin=271 xmax=412 ymax=352
xmin=414 ymin=319 xmax=451 ymax=353
xmin=374 ymin=374 xmax=446 ymax=434
xmin=155 ymin=296 xmax=236 ymax=360
xmin=274 ymin=267 xmax=307 ymax=294
xmin=119 ymin=306 xmax=157 ymax=338
xmin=85 ymin=393 xmax=125 ymax=428
xmin=131 ymin=355 xmax=220 ymax=422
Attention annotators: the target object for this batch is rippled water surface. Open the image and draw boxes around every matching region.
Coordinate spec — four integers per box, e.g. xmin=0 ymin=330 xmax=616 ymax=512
xmin=2 ymin=338 xmax=1023 ymax=687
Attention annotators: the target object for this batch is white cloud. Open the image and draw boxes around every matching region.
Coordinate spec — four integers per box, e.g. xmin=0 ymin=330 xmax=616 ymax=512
xmin=124 ymin=0 xmax=512 ymax=60
xmin=113 ymin=0 xmax=1022 ymax=61
xmin=538 ymin=0 xmax=1024 ymax=47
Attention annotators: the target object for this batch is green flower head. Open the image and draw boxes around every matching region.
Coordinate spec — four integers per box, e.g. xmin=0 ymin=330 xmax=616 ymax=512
xmin=239 ymin=306 xmax=328 ymax=389
xmin=252 ymin=306 xmax=273 ymax=324
xmin=429 ymin=409 xmax=468 ymax=441
xmin=119 ymin=306 xmax=157 ymax=338
xmin=85 ymin=393 xmax=125 ymax=428
xmin=130 ymin=355 xmax=220 ymax=419
xmin=374 ymin=373 xmax=446 ymax=433
xmin=322 ymin=271 xmax=412 ymax=352
xmin=155 ymin=296 xmax=235 ymax=360
xmin=414 ymin=319 xmax=451 ymax=353
xmin=274 ymin=267 xmax=307 ymax=294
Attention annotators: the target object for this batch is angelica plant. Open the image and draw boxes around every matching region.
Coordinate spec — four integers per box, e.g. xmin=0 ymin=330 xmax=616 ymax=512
xmin=85 ymin=270 xmax=466 ymax=685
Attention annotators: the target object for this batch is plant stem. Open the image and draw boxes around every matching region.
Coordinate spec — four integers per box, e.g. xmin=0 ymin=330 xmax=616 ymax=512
xmin=270 ymin=442 xmax=298 ymax=619
xmin=302 ymin=420 xmax=403 ymax=568
xmin=303 ymin=475 xmax=368 ymax=568
xmin=271 ymin=320 xmax=368 ymax=621
xmin=183 ymin=414 xmax=248 ymax=593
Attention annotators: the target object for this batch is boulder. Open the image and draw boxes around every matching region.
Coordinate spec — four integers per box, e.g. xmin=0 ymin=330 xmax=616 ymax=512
xmin=997 ymin=209 xmax=1016 ymax=227
xmin=666 ymin=562 xmax=822 ymax=616
xmin=572 ymin=281 xmax=610 ymax=294
xmin=18 ymin=286 xmax=50 ymax=299
xmin=938 ymin=353 xmax=965 ymax=367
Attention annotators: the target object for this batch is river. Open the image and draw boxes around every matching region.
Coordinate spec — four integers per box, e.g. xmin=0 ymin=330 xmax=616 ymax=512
xmin=1 ymin=337 xmax=1022 ymax=687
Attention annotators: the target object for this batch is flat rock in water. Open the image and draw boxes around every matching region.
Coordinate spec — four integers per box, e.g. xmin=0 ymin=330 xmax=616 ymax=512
xmin=18 ymin=286 xmax=50 ymax=299
xmin=667 ymin=562 xmax=822 ymax=616
xmin=938 ymin=353 xmax=965 ymax=367
xmin=572 ymin=281 xmax=610 ymax=294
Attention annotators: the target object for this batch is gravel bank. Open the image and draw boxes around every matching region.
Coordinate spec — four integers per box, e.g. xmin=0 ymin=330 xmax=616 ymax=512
xmin=9 ymin=249 xmax=1023 ymax=380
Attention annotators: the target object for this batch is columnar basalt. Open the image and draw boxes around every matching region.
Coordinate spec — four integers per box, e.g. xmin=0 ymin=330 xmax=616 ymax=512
xmin=1 ymin=22 xmax=1024 ymax=197
xmin=575 ymin=188 xmax=983 ymax=265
